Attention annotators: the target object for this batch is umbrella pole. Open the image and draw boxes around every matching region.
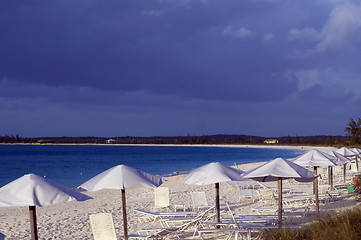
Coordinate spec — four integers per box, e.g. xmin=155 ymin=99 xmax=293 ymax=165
xmin=278 ymin=178 xmax=282 ymax=229
xmin=343 ymin=163 xmax=346 ymax=183
xmin=29 ymin=206 xmax=38 ymax=240
xmin=215 ymin=183 xmax=220 ymax=227
xmin=356 ymin=156 xmax=359 ymax=171
xmin=121 ymin=189 xmax=128 ymax=240
xmin=313 ymin=167 xmax=319 ymax=217
xmin=328 ymin=166 xmax=333 ymax=190
xmin=330 ymin=167 xmax=333 ymax=190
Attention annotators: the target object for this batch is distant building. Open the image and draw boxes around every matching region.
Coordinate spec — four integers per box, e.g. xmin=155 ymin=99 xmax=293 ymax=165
xmin=264 ymin=139 xmax=279 ymax=144
xmin=106 ymin=139 xmax=116 ymax=144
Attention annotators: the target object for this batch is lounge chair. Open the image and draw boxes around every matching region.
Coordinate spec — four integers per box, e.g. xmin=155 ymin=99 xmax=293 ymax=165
xmin=89 ymin=212 xmax=184 ymax=240
xmin=190 ymin=192 xmax=212 ymax=211
xmin=252 ymin=206 xmax=310 ymax=217
xmin=194 ymin=202 xmax=251 ymax=240
xmin=135 ymin=207 xmax=216 ymax=239
xmin=133 ymin=208 xmax=197 ymax=226
xmin=128 ymin=227 xmax=179 ymax=239
xmin=89 ymin=213 xmax=117 ymax=240
xmin=163 ymin=205 xmax=215 ymax=228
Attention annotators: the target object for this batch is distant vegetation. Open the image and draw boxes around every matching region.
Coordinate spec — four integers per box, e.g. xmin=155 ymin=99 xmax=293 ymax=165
xmin=345 ymin=117 xmax=361 ymax=145
xmin=2 ymin=117 xmax=360 ymax=146
xmin=261 ymin=206 xmax=361 ymax=240
xmin=0 ymin=133 xmax=351 ymax=146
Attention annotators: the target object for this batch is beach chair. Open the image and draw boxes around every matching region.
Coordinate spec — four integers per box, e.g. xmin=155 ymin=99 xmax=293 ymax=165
xmin=190 ymin=192 xmax=212 ymax=211
xmin=239 ymin=189 xmax=256 ymax=203
xmin=128 ymin=227 xmax=180 ymax=239
xmin=252 ymin=206 xmax=310 ymax=217
xmin=350 ymin=161 xmax=358 ymax=173
xmin=136 ymin=207 xmax=216 ymax=239
xmin=133 ymin=208 xmax=197 ymax=226
xmin=154 ymin=187 xmax=170 ymax=210
xmin=195 ymin=203 xmax=251 ymax=240
xmin=256 ymin=189 xmax=276 ymax=205
xmin=89 ymin=213 xmax=117 ymax=240
xmin=164 ymin=205 xmax=215 ymax=228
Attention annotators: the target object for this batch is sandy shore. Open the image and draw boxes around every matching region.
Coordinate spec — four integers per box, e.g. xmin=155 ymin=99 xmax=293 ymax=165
xmin=0 ymin=145 xmax=359 ymax=239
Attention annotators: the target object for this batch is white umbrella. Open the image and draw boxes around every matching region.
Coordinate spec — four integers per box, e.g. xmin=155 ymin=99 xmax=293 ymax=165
xmin=78 ymin=165 xmax=163 ymax=240
xmin=336 ymin=147 xmax=359 ymax=172
xmin=351 ymin=148 xmax=361 ymax=156
xmin=291 ymin=149 xmax=337 ymax=167
xmin=0 ymin=174 xmax=91 ymax=240
xmin=328 ymin=151 xmax=351 ymax=183
xmin=292 ymin=150 xmax=337 ymax=217
xmin=351 ymin=148 xmax=361 ymax=170
xmin=336 ymin=147 xmax=356 ymax=157
xmin=183 ymin=162 xmax=245 ymax=224
xmin=242 ymin=158 xmax=316 ymax=228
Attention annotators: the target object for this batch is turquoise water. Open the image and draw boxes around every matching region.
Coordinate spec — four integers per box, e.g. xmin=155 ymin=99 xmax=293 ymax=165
xmin=0 ymin=144 xmax=304 ymax=188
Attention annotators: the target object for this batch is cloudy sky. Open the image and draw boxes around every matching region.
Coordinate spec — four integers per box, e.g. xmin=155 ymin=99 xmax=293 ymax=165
xmin=1 ymin=0 xmax=360 ymax=137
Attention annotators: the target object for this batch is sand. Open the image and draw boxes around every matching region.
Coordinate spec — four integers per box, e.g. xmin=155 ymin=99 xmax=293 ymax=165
xmin=0 ymin=145 xmax=360 ymax=239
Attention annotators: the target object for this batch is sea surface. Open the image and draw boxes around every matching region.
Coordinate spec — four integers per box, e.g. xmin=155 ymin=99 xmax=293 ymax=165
xmin=0 ymin=144 xmax=304 ymax=188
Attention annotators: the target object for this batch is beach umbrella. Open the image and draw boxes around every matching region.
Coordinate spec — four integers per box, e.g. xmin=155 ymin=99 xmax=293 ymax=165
xmin=0 ymin=174 xmax=91 ymax=240
xmin=351 ymin=148 xmax=361 ymax=156
xmin=291 ymin=150 xmax=337 ymax=217
xmin=242 ymin=158 xmax=316 ymax=228
xmin=78 ymin=165 xmax=163 ymax=240
xmin=328 ymin=151 xmax=351 ymax=183
xmin=336 ymin=147 xmax=358 ymax=171
xmin=183 ymin=162 xmax=245 ymax=224
xmin=336 ymin=147 xmax=356 ymax=157
xmin=351 ymin=148 xmax=361 ymax=170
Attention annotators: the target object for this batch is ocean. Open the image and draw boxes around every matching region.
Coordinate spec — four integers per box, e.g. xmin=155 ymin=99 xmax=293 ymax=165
xmin=0 ymin=144 xmax=304 ymax=188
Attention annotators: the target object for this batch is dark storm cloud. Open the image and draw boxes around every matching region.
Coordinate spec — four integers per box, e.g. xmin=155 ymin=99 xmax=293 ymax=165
xmin=1 ymin=0 xmax=361 ymax=137
xmin=0 ymin=0 xmax=315 ymax=102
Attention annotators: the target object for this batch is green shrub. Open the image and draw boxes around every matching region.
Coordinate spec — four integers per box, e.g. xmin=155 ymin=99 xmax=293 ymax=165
xmin=261 ymin=207 xmax=361 ymax=240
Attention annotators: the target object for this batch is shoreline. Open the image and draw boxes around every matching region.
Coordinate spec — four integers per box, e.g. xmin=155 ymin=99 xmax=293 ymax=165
xmin=0 ymin=157 xmax=357 ymax=239
xmin=0 ymin=144 xmax=354 ymax=239
xmin=0 ymin=142 xmax=337 ymax=151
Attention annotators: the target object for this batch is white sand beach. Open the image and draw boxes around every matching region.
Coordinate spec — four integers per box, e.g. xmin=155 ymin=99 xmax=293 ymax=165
xmin=0 ymin=145 xmax=360 ymax=239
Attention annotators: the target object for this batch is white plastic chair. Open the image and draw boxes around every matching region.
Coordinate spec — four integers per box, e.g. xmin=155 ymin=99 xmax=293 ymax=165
xmin=239 ymin=189 xmax=256 ymax=203
xmin=190 ymin=192 xmax=212 ymax=211
xmin=154 ymin=187 xmax=170 ymax=210
xmin=89 ymin=213 xmax=117 ymax=240
xmin=256 ymin=189 xmax=276 ymax=205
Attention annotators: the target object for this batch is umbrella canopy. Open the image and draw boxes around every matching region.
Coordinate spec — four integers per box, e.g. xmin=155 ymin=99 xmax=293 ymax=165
xmin=351 ymin=148 xmax=361 ymax=156
xmin=183 ymin=162 xmax=245 ymax=185
xmin=328 ymin=151 xmax=350 ymax=184
xmin=291 ymin=149 xmax=337 ymax=217
xmin=78 ymin=165 xmax=163 ymax=240
xmin=0 ymin=174 xmax=91 ymax=207
xmin=78 ymin=164 xmax=162 ymax=191
xmin=0 ymin=174 xmax=91 ymax=240
xmin=291 ymin=149 xmax=337 ymax=167
xmin=336 ymin=147 xmax=359 ymax=172
xmin=242 ymin=158 xmax=316 ymax=228
xmin=183 ymin=162 xmax=245 ymax=224
xmin=336 ymin=147 xmax=356 ymax=157
xmin=242 ymin=158 xmax=316 ymax=182
xmin=327 ymin=151 xmax=350 ymax=166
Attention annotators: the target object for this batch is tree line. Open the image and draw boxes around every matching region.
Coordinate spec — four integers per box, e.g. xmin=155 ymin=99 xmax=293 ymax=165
xmin=0 ymin=133 xmax=349 ymax=146
xmin=1 ymin=117 xmax=360 ymax=146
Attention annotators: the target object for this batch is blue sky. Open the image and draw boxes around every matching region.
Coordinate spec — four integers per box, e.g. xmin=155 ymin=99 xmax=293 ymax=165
xmin=1 ymin=0 xmax=360 ymax=137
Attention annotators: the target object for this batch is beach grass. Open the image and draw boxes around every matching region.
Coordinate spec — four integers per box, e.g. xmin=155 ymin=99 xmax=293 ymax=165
xmin=261 ymin=206 xmax=361 ymax=240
